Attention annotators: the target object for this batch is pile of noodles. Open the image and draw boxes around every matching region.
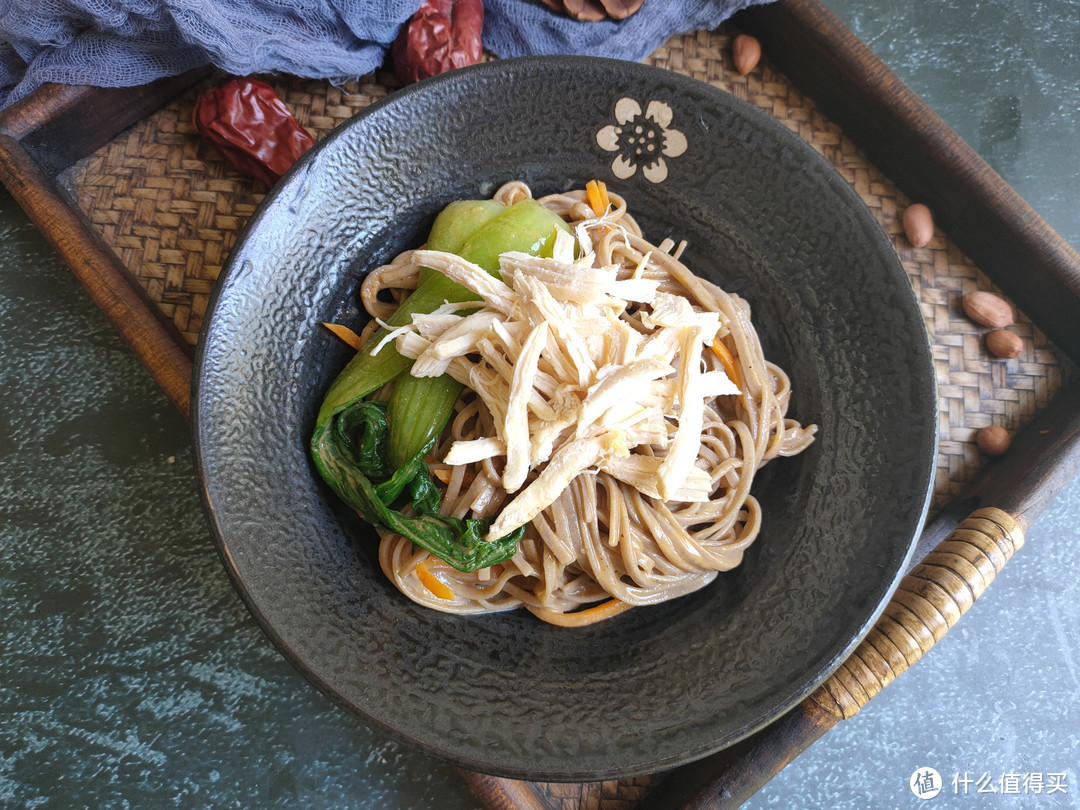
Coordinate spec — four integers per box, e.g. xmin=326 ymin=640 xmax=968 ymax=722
xmin=353 ymin=181 xmax=815 ymax=626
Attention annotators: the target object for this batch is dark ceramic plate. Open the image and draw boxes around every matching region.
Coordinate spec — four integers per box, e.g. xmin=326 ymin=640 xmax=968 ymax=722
xmin=193 ymin=57 xmax=937 ymax=780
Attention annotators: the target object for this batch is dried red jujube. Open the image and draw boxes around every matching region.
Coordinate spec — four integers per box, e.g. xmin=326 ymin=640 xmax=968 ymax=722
xmin=392 ymin=0 xmax=484 ymax=85
xmin=194 ymin=77 xmax=315 ymax=187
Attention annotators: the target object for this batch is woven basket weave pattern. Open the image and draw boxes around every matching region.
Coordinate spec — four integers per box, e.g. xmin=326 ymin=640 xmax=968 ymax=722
xmin=64 ymin=24 xmax=1072 ymax=809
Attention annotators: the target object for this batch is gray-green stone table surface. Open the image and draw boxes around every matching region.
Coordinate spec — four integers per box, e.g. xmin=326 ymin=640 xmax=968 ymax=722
xmin=2 ymin=1 xmax=1078 ymax=807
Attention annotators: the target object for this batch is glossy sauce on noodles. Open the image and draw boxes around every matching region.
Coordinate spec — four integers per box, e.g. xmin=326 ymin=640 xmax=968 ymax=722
xmin=353 ymin=181 xmax=816 ymax=625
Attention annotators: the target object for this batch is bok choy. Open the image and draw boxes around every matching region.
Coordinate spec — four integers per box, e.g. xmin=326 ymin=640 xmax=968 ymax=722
xmin=310 ymin=196 xmax=570 ymax=572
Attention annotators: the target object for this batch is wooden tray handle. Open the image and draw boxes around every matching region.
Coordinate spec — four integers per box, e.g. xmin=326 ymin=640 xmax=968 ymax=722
xmin=456 ymin=772 xmax=558 ymax=810
xmin=639 ymin=508 xmax=1023 ymax=810
xmin=640 ymin=379 xmax=1080 ymax=809
xmin=461 ymin=381 xmax=1080 ymax=810
xmin=812 ymin=507 xmax=1022 ymax=722
xmin=462 ymin=508 xmax=1028 ymax=810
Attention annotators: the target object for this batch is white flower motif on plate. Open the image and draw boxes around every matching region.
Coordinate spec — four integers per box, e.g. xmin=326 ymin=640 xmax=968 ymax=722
xmin=596 ymin=98 xmax=688 ymax=183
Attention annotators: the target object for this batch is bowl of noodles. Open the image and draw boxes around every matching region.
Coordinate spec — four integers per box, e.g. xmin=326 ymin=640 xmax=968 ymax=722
xmin=193 ymin=56 xmax=936 ymax=780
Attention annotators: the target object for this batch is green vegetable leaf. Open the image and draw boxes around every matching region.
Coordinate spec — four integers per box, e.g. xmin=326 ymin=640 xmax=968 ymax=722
xmin=311 ymin=401 xmax=523 ymax=573
xmin=311 ymin=196 xmax=570 ymax=572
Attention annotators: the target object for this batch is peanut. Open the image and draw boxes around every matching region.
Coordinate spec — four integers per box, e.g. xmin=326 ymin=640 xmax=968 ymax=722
xmin=976 ymin=425 xmax=1010 ymax=456
xmin=902 ymin=203 xmax=934 ymax=247
xmin=732 ymin=34 xmax=762 ymax=75
xmin=962 ymin=290 xmax=1014 ymax=328
xmin=986 ymin=329 xmax=1023 ymax=359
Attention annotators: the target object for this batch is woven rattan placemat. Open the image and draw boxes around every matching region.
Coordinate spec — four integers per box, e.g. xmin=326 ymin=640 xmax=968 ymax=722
xmin=61 ymin=21 xmax=1074 ymax=808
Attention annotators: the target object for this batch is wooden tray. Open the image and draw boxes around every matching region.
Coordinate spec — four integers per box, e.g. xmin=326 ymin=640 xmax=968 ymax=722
xmin=3 ymin=0 xmax=1079 ymax=806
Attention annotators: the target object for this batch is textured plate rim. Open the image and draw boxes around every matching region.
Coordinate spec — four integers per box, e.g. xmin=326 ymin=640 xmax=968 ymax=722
xmin=192 ymin=55 xmax=938 ymax=780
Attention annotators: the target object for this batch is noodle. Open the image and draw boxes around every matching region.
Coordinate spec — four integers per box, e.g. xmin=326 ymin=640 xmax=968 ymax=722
xmin=353 ymin=182 xmax=816 ymax=625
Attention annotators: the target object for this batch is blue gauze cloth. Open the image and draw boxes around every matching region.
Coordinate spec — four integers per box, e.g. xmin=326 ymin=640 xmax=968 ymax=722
xmin=0 ymin=0 xmax=770 ymax=110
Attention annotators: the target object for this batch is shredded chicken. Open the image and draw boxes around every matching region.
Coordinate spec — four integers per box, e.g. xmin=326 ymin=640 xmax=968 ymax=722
xmin=396 ymin=237 xmax=739 ymax=540
xmin=360 ymin=182 xmax=818 ymax=624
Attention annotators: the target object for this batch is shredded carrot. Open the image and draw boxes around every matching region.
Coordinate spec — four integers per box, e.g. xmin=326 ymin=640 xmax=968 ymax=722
xmin=527 ymin=598 xmax=633 ymax=627
xmin=710 ymin=336 xmax=743 ymax=392
xmin=321 ymin=321 xmax=364 ymax=351
xmin=430 ymin=467 xmax=476 ymax=487
xmin=585 ymin=179 xmax=611 ymax=218
xmin=415 ymin=561 xmax=455 ymax=601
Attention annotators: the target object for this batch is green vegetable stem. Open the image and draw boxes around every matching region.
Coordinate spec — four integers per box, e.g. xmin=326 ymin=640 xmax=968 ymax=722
xmin=310 ymin=196 xmax=569 ymax=571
